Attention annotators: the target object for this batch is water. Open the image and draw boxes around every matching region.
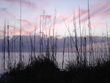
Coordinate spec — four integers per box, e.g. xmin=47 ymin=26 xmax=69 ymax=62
xmin=0 ymin=52 xmax=73 ymax=73
xmin=0 ymin=52 xmax=108 ymax=73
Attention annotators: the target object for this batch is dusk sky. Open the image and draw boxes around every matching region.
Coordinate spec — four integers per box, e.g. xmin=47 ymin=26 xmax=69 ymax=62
xmin=0 ymin=0 xmax=110 ymax=37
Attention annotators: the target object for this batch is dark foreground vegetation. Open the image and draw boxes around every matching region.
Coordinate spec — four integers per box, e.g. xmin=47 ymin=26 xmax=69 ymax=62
xmin=0 ymin=56 xmax=110 ymax=83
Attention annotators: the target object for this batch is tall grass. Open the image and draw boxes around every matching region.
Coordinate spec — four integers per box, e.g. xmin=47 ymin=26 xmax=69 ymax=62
xmin=2 ymin=20 xmax=6 ymax=73
xmin=1 ymin=0 xmax=110 ymax=82
xmin=1 ymin=8 xmax=110 ymax=72
xmin=19 ymin=0 xmax=22 ymax=65
xmin=62 ymin=37 xmax=66 ymax=69
xmin=7 ymin=24 xmax=11 ymax=70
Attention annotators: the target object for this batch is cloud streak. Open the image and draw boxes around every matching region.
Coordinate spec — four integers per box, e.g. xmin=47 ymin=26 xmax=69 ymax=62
xmin=0 ymin=8 xmax=15 ymax=17
xmin=86 ymin=22 xmax=105 ymax=27
xmin=3 ymin=0 xmax=36 ymax=10
xmin=79 ymin=1 xmax=110 ymax=23
xmin=17 ymin=19 xmax=32 ymax=26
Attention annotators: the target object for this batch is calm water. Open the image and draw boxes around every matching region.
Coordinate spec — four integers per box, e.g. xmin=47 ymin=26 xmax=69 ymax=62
xmin=0 ymin=52 xmax=108 ymax=73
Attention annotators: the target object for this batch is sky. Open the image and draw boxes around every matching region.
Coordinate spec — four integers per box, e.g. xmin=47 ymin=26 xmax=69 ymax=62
xmin=0 ymin=0 xmax=110 ymax=37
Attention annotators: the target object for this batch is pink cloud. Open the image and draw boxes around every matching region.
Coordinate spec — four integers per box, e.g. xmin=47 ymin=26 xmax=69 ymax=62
xmin=16 ymin=19 xmax=41 ymax=34
xmin=0 ymin=23 xmax=37 ymax=36
xmin=43 ymin=22 xmax=64 ymax=36
xmin=10 ymin=28 xmax=30 ymax=35
xmin=93 ymin=22 xmax=105 ymax=27
xmin=17 ymin=19 xmax=31 ymax=25
xmin=29 ymin=25 xmax=39 ymax=31
xmin=58 ymin=14 xmax=73 ymax=23
xmin=36 ymin=14 xmax=73 ymax=30
xmin=67 ymin=1 xmax=110 ymax=24
xmin=40 ymin=14 xmax=74 ymax=34
xmin=17 ymin=19 xmax=32 ymax=30
xmin=10 ymin=29 xmax=20 ymax=35
xmin=80 ymin=1 xmax=110 ymax=23
xmin=3 ymin=0 xmax=36 ymax=10
xmin=0 ymin=29 xmax=30 ymax=36
xmin=86 ymin=22 xmax=105 ymax=27
xmin=40 ymin=15 xmax=54 ymax=21
xmin=1 ymin=24 xmax=31 ymax=36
